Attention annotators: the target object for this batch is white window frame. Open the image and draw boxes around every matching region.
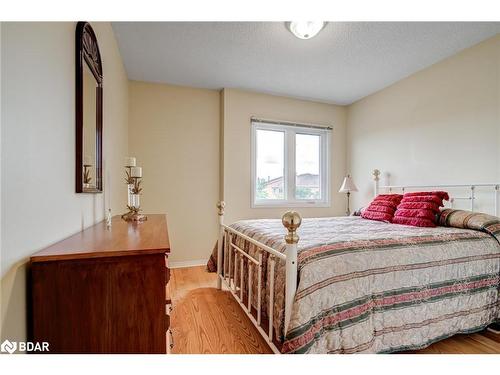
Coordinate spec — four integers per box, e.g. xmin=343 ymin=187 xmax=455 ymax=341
xmin=251 ymin=121 xmax=331 ymax=208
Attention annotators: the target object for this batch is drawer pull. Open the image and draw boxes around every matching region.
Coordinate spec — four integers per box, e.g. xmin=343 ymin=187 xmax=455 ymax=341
xmin=167 ymin=329 xmax=174 ymax=353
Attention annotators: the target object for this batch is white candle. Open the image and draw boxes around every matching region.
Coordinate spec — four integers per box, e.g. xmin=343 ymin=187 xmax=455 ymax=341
xmin=130 ymin=166 xmax=142 ymax=178
xmin=83 ymin=155 xmax=92 ymax=166
xmin=124 ymin=156 xmax=136 ymax=167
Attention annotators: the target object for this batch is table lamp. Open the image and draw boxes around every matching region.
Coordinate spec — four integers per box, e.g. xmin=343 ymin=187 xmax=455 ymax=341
xmin=339 ymin=174 xmax=358 ymax=216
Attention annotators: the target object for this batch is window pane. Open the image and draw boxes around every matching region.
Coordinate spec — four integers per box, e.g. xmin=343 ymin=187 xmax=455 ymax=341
xmin=256 ymin=129 xmax=284 ymax=200
xmin=295 ymin=133 xmax=321 ymax=200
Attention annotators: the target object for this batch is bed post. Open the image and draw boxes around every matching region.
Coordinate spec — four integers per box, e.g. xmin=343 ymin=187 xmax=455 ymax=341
xmin=282 ymin=210 xmax=302 ymax=335
xmin=373 ymin=169 xmax=380 ymax=197
xmin=216 ymin=201 xmax=225 ymax=290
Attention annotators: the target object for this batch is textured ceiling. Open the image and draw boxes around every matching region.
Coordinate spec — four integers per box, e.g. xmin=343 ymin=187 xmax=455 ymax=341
xmin=112 ymin=22 xmax=500 ymax=105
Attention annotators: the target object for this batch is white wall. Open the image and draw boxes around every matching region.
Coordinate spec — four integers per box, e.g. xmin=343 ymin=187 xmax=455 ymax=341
xmin=347 ymin=34 xmax=500 ymax=214
xmin=222 ymin=89 xmax=348 ymax=224
xmin=1 ymin=22 xmax=129 ymax=342
xmin=128 ymin=81 xmax=220 ymax=266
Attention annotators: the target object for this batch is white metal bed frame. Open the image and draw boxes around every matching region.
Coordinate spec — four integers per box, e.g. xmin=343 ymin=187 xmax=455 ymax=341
xmin=216 ymin=169 xmax=500 ymax=353
xmin=372 ymin=169 xmax=499 ymax=216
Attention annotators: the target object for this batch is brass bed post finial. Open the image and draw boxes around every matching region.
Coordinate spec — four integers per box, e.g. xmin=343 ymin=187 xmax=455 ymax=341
xmin=373 ymin=169 xmax=380 ymax=181
xmin=282 ymin=211 xmax=302 ymax=244
xmin=217 ymin=201 xmax=226 ymax=216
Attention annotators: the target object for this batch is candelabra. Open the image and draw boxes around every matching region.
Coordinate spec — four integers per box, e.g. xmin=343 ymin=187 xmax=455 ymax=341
xmin=83 ymin=164 xmax=92 ymax=188
xmin=121 ymin=157 xmax=147 ymax=222
xmin=83 ymin=155 xmax=93 ymax=189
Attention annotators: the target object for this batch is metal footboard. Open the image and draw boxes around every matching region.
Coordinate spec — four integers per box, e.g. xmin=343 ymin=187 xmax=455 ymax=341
xmin=215 ymin=201 xmax=301 ymax=354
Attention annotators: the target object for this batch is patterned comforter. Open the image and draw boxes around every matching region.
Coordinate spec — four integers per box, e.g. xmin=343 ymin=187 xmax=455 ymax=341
xmin=215 ymin=214 xmax=500 ymax=353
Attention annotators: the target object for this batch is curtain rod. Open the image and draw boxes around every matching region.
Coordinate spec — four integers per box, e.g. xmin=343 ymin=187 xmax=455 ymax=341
xmin=251 ymin=117 xmax=333 ymax=131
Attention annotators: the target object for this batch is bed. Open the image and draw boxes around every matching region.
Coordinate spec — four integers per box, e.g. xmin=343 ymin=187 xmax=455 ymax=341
xmin=210 ymin=170 xmax=500 ymax=353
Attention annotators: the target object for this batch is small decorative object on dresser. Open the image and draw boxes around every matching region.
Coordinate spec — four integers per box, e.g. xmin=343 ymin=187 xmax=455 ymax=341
xmin=30 ymin=214 xmax=171 ymax=353
xmin=106 ymin=208 xmax=112 ymax=228
xmin=122 ymin=156 xmax=147 ymax=222
xmin=338 ymin=174 xmax=358 ymax=215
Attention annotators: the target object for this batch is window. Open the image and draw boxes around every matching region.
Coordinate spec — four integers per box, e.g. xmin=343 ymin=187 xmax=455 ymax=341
xmin=251 ymin=120 xmax=330 ymax=207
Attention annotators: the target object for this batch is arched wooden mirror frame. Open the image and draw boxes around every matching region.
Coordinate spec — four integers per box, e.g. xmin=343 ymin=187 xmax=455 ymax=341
xmin=75 ymin=21 xmax=103 ymax=193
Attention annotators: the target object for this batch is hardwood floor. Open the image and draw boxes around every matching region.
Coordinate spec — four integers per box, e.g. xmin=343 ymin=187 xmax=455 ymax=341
xmin=170 ymin=266 xmax=272 ymax=353
xmin=170 ymin=266 xmax=500 ymax=354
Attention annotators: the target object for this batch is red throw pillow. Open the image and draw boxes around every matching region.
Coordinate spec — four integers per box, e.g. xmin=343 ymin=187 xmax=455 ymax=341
xmin=361 ymin=210 xmax=394 ymax=222
xmin=361 ymin=194 xmax=403 ymax=223
xmin=368 ymin=200 xmax=399 ymax=210
xmin=374 ymin=194 xmax=404 ymax=203
xmin=393 ymin=191 xmax=449 ymax=227
xmin=365 ymin=204 xmax=395 ymax=214
xmin=393 ymin=216 xmax=436 ymax=227
xmin=401 ymin=195 xmax=445 ymax=206
xmin=397 ymin=201 xmax=441 ymax=213
xmin=394 ymin=208 xmax=436 ymax=221
xmin=403 ymin=191 xmax=450 ymax=201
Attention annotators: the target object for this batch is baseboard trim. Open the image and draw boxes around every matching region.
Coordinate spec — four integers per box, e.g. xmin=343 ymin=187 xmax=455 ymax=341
xmin=169 ymin=259 xmax=207 ymax=269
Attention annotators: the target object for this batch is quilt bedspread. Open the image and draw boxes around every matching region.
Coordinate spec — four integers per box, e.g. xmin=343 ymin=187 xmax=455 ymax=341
xmin=223 ymin=216 xmax=500 ymax=353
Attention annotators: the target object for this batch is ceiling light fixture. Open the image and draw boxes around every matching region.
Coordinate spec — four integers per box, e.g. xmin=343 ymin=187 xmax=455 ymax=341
xmin=288 ymin=21 xmax=326 ymax=40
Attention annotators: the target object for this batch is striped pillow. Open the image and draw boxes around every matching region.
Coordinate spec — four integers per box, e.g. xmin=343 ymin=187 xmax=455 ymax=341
xmin=437 ymin=209 xmax=500 ymax=243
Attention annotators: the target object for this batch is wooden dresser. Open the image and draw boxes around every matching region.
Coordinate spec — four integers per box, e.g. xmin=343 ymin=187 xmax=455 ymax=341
xmin=30 ymin=214 xmax=171 ymax=354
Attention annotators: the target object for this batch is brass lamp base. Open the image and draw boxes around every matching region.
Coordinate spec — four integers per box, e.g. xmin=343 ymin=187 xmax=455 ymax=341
xmin=345 ymin=191 xmax=351 ymax=216
xmin=121 ymin=206 xmax=148 ymax=222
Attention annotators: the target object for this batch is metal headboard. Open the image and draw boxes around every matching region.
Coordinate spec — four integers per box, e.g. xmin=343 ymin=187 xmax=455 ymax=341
xmin=372 ymin=169 xmax=500 ymax=217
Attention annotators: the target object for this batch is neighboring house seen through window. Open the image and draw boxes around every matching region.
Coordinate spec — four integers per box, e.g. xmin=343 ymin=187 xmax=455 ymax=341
xmin=251 ymin=120 xmax=330 ymax=207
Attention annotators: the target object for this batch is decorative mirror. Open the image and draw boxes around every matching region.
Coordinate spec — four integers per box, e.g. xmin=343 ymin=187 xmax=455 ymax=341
xmin=76 ymin=22 xmax=103 ymax=193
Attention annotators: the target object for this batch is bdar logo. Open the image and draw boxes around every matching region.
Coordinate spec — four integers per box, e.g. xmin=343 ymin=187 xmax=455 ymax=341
xmin=1 ymin=340 xmax=17 ymax=354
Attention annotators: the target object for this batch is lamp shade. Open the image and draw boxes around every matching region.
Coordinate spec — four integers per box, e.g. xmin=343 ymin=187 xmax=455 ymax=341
xmin=339 ymin=175 xmax=358 ymax=193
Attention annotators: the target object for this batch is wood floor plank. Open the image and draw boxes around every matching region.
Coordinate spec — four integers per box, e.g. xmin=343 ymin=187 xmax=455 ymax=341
xmin=483 ymin=329 xmax=500 ymax=343
xmin=170 ymin=266 xmax=500 ymax=354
